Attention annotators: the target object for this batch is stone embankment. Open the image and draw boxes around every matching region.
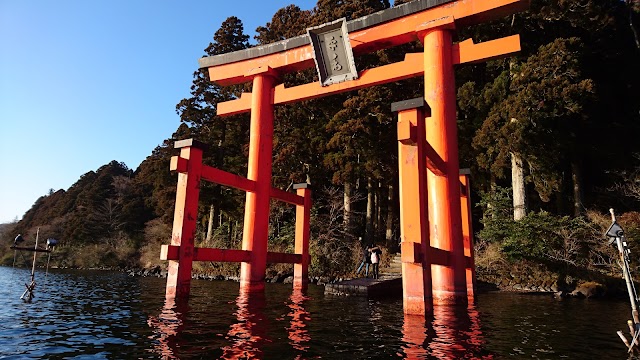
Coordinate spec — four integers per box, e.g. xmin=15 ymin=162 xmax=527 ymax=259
xmin=126 ymin=255 xmax=624 ymax=299
xmin=478 ymin=271 xmax=611 ymax=299
xmin=126 ymin=266 xmax=342 ymax=285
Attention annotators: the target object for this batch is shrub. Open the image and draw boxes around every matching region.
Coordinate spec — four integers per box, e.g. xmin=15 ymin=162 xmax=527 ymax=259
xmin=477 ymin=187 xmax=612 ymax=273
xmin=139 ymin=218 xmax=171 ymax=269
xmin=308 ymin=186 xmax=358 ymax=277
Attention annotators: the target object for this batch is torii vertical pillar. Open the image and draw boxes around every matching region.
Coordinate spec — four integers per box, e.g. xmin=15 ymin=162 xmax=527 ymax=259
xmin=166 ymin=139 xmax=205 ymax=299
xmin=394 ymin=98 xmax=432 ymax=316
xmin=422 ymin=21 xmax=467 ymax=305
xmin=293 ymin=183 xmax=312 ymax=291
xmin=240 ymin=68 xmax=278 ymax=292
xmin=460 ymin=169 xmax=476 ymax=299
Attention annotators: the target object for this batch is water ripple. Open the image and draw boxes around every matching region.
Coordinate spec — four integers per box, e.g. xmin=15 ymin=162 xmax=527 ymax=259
xmin=0 ymin=267 xmax=632 ymax=359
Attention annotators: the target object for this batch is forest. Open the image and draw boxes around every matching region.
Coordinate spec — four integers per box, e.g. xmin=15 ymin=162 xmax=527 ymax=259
xmin=2 ymin=0 xmax=639 ymax=291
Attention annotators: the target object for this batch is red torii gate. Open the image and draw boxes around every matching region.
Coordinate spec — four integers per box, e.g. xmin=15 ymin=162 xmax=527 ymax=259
xmin=164 ymin=0 xmax=527 ymax=316
xmin=161 ymin=139 xmax=311 ymax=297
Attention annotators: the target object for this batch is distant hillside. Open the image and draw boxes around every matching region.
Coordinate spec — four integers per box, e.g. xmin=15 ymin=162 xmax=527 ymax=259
xmin=0 ymin=125 xmax=196 ymax=269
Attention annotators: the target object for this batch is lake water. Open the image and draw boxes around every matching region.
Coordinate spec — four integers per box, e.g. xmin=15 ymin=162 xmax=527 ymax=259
xmin=0 ymin=266 xmax=634 ymax=359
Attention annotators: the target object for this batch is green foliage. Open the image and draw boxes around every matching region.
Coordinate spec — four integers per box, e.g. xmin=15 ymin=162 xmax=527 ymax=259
xmin=479 ymin=187 xmax=601 ymax=267
xmin=470 ymin=37 xmax=595 ymax=202
xmin=501 ymin=212 xmax=591 ymax=261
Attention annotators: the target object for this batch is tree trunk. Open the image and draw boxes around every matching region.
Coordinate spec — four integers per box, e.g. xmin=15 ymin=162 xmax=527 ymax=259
xmin=366 ymin=177 xmax=374 ymax=243
xmin=233 ymin=221 xmax=238 ymax=246
xmin=507 ymin=55 xmax=527 ymax=221
xmin=343 ymin=182 xmax=352 ymax=233
xmin=385 ymin=184 xmax=395 ymax=245
xmin=206 ymin=204 xmax=214 ymax=242
xmin=487 ymin=173 xmax=498 ymax=220
xmin=511 ymin=152 xmax=526 ymax=220
xmin=226 ymin=216 xmax=232 ymax=247
xmin=626 ymin=0 xmax=640 ymax=50
xmin=376 ymin=181 xmax=383 ymax=240
xmin=571 ymin=160 xmax=584 ymax=217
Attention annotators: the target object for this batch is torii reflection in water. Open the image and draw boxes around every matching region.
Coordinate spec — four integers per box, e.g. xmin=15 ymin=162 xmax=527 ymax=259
xmin=147 ymin=298 xmax=188 ymax=360
xmin=401 ymin=303 xmax=493 ymax=359
xmin=221 ymin=287 xmax=312 ymax=359
xmin=148 ymin=287 xmax=312 ymax=359
xmin=221 ymin=289 xmax=268 ymax=359
xmin=286 ymin=288 xmax=311 ymax=353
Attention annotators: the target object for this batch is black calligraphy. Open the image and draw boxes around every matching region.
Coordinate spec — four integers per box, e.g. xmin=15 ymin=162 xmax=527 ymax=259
xmin=327 ymin=36 xmax=342 ymax=71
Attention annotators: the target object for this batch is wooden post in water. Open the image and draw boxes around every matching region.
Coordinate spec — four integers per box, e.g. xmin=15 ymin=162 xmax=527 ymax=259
xmin=393 ymin=98 xmax=432 ymax=316
xmin=162 ymin=138 xmax=313 ymax=299
xmin=165 ymin=139 xmax=205 ymax=300
xmin=460 ymin=169 xmax=476 ymax=299
xmin=421 ymin=21 xmax=467 ymax=305
xmin=293 ymin=183 xmax=311 ymax=291
xmin=30 ymin=228 xmax=39 ymax=284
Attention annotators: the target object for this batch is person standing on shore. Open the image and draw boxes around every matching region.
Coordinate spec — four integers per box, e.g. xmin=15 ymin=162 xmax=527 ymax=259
xmin=370 ymin=244 xmax=382 ymax=279
xmin=355 ymin=240 xmax=371 ymax=277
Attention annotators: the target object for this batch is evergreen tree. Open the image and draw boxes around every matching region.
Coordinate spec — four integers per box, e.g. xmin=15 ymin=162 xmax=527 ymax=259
xmin=175 ymin=17 xmax=253 ymax=239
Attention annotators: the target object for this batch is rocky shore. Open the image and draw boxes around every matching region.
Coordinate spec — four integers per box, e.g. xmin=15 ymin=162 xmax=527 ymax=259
xmin=125 ymin=266 xmax=342 ymax=286
xmin=477 ymin=267 xmax=624 ymax=299
xmin=123 ymin=264 xmax=627 ymax=300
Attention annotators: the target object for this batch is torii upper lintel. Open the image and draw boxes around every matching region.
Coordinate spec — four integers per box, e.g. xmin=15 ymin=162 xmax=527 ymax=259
xmin=199 ymin=0 xmax=528 ymax=87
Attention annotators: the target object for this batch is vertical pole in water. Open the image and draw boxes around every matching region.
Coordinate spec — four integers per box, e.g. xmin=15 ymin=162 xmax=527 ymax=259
xmin=240 ymin=67 xmax=277 ymax=292
xmin=422 ymin=22 xmax=467 ymax=305
xmin=46 ymin=252 xmax=51 ymax=277
xmin=31 ymin=228 xmax=39 ymax=284
xmin=610 ymin=209 xmax=640 ymax=325
xmin=293 ymin=183 xmax=311 ymax=291
xmin=394 ymin=98 xmax=432 ymax=316
xmin=619 ymin=240 xmax=640 ymax=325
xmin=165 ymin=139 xmax=205 ymax=300
xmin=21 ymin=227 xmax=39 ymax=302
xmin=460 ymin=170 xmax=476 ymax=299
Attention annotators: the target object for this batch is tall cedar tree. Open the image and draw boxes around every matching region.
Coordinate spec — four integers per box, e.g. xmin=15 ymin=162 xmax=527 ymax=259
xmin=458 ymin=0 xmax=640 ymax=214
xmin=254 ymin=5 xmax=326 ymax=244
xmin=176 ymin=16 xmax=253 ymax=234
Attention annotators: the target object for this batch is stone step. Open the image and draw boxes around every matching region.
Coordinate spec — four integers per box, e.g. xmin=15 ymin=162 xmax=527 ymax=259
xmin=387 ymin=253 xmax=402 ymax=273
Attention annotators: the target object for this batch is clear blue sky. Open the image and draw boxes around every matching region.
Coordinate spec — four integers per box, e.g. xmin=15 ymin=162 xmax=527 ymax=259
xmin=0 ymin=0 xmax=316 ymax=224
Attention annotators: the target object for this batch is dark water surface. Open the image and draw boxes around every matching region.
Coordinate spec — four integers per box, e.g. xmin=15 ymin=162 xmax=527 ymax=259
xmin=0 ymin=266 xmax=633 ymax=359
